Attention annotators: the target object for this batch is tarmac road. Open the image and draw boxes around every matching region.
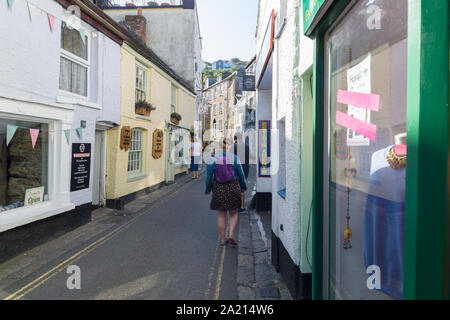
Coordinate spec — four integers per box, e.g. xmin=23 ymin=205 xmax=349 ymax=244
xmin=2 ymin=172 xmax=243 ymax=300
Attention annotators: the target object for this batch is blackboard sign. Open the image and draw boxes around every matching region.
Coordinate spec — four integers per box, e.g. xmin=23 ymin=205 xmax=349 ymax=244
xmin=243 ymin=75 xmax=256 ymax=91
xmin=71 ymin=143 xmax=91 ymax=192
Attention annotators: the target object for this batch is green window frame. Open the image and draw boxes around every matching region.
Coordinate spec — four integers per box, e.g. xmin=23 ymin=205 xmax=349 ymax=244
xmin=308 ymin=0 xmax=449 ymax=300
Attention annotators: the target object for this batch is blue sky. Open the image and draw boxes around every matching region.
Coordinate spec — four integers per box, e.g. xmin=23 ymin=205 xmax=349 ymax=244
xmin=197 ymin=0 xmax=258 ymax=63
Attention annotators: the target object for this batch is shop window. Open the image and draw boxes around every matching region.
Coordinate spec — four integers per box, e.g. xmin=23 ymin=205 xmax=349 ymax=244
xmin=135 ymin=64 xmax=147 ymax=103
xmin=0 ymin=120 xmax=49 ymax=212
xmin=127 ymin=128 xmax=144 ymax=175
xmin=59 ymin=23 xmax=89 ymax=97
xmin=325 ymin=0 xmax=408 ymax=300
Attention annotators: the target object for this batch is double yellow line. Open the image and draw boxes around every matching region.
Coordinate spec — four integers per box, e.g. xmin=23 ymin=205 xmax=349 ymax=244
xmin=4 ymin=177 xmax=196 ymax=300
xmin=204 ymin=239 xmax=227 ymax=300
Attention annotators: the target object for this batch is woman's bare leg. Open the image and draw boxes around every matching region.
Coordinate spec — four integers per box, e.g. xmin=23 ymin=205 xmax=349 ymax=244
xmin=217 ymin=211 xmax=227 ymax=241
xmin=228 ymin=209 xmax=238 ymax=239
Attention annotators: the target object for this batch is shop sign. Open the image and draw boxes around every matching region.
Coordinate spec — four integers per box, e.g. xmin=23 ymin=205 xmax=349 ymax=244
xmin=24 ymin=186 xmax=45 ymax=207
xmin=303 ymin=0 xmax=327 ymax=35
xmin=152 ymin=129 xmax=164 ymax=159
xmin=71 ymin=143 xmax=91 ymax=192
xmin=243 ymin=75 xmax=256 ymax=91
xmin=258 ymin=120 xmax=271 ymax=177
xmin=120 ymin=126 xmax=132 ymax=151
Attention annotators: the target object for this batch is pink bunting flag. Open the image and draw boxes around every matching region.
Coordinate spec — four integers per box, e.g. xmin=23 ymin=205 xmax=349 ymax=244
xmin=49 ymin=130 xmax=55 ymax=142
xmin=30 ymin=129 xmax=39 ymax=149
xmin=47 ymin=13 xmax=55 ymax=32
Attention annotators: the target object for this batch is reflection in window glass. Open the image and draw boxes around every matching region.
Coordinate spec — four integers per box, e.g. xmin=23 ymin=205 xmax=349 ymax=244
xmin=0 ymin=120 xmax=49 ymax=212
xmin=326 ymin=0 xmax=408 ymax=300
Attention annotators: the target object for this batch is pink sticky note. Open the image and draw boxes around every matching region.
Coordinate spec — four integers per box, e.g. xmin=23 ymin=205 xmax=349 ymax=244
xmin=394 ymin=144 xmax=407 ymax=156
xmin=30 ymin=129 xmax=39 ymax=149
xmin=337 ymin=90 xmax=380 ymax=112
xmin=336 ymin=111 xmax=377 ymax=142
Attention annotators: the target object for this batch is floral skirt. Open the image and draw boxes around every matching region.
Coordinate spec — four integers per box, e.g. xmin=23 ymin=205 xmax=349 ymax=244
xmin=210 ymin=179 xmax=242 ymax=211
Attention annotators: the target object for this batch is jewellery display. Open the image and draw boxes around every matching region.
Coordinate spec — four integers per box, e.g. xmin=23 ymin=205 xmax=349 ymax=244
xmin=386 ymin=147 xmax=406 ymax=169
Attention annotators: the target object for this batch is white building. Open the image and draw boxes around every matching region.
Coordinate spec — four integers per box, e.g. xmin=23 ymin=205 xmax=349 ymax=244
xmin=0 ymin=0 xmax=124 ymax=260
xmin=254 ymin=0 xmax=314 ymax=299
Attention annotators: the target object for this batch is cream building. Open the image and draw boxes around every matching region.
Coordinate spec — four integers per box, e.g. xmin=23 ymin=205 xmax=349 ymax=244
xmin=105 ymin=25 xmax=196 ymax=209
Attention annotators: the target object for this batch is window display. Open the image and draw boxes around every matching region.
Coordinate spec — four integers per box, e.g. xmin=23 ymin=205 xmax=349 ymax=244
xmin=0 ymin=120 xmax=49 ymax=213
xmin=325 ymin=0 xmax=408 ymax=300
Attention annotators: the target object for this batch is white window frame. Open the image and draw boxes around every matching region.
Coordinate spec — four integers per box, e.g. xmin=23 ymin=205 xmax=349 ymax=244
xmin=127 ymin=128 xmax=144 ymax=178
xmin=59 ymin=25 xmax=91 ymax=100
xmin=135 ymin=63 xmax=147 ymax=103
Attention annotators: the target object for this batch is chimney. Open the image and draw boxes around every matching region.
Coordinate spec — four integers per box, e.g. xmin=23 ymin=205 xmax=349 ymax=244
xmin=125 ymin=9 xmax=147 ymax=44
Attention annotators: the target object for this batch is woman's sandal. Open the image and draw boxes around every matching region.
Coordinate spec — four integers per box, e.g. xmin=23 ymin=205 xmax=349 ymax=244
xmin=228 ymin=237 xmax=237 ymax=247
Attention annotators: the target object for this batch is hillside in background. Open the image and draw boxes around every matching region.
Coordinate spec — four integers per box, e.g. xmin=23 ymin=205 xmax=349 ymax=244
xmin=202 ymin=58 xmax=248 ymax=82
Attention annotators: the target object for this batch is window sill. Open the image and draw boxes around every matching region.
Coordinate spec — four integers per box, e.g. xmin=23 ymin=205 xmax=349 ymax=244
xmin=127 ymin=172 xmax=147 ymax=183
xmin=277 ymin=188 xmax=286 ymax=199
xmin=57 ymin=95 xmax=101 ymax=110
xmin=135 ymin=114 xmax=152 ymax=121
xmin=0 ymin=201 xmax=75 ymax=233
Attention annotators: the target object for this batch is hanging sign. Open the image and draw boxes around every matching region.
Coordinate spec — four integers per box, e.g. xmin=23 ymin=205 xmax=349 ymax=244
xmin=258 ymin=120 xmax=271 ymax=177
xmin=243 ymin=75 xmax=256 ymax=91
xmin=71 ymin=143 xmax=91 ymax=192
xmin=152 ymin=129 xmax=164 ymax=159
xmin=303 ymin=0 xmax=327 ymax=36
xmin=120 ymin=126 xmax=132 ymax=151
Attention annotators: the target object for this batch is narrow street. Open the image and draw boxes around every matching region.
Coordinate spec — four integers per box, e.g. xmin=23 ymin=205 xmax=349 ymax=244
xmin=0 ymin=171 xmax=256 ymax=300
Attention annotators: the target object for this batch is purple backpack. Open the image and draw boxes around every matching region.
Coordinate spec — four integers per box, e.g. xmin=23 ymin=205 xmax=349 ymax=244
xmin=215 ymin=153 xmax=234 ymax=183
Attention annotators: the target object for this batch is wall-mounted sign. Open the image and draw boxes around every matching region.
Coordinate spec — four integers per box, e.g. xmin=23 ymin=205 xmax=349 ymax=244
xmin=258 ymin=120 xmax=271 ymax=177
xmin=255 ymin=9 xmax=275 ymax=88
xmin=24 ymin=186 xmax=45 ymax=206
xmin=303 ymin=0 xmax=327 ymax=36
xmin=243 ymin=75 xmax=256 ymax=91
xmin=152 ymin=129 xmax=164 ymax=159
xmin=120 ymin=126 xmax=132 ymax=151
xmin=71 ymin=143 xmax=91 ymax=192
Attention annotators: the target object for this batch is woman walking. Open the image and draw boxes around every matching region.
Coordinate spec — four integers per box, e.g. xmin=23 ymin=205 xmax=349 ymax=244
xmin=205 ymin=139 xmax=247 ymax=247
xmin=190 ymin=137 xmax=202 ymax=179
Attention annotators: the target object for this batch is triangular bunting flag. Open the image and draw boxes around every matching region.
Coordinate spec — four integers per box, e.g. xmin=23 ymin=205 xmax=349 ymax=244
xmin=64 ymin=129 xmax=71 ymax=145
xmin=6 ymin=125 xmax=17 ymax=146
xmin=29 ymin=129 xmax=39 ymax=149
xmin=49 ymin=130 xmax=55 ymax=142
xmin=6 ymin=0 xmax=14 ymax=10
xmin=79 ymin=29 xmax=86 ymax=45
xmin=27 ymin=1 xmax=34 ymax=21
xmin=76 ymin=128 xmax=82 ymax=140
xmin=47 ymin=13 xmax=55 ymax=32
xmin=91 ymin=32 xmax=98 ymax=39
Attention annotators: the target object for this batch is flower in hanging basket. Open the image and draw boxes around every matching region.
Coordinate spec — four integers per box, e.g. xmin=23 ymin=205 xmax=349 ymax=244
xmin=170 ymin=112 xmax=182 ymax=124
xmin=135 ymin=100 xmax=156 ymax=117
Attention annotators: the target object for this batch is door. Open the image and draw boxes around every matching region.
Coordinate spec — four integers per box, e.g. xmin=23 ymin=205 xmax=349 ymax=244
xmin=165 ymin=127 xmax=175 ymax=183
xmin=92 ymin=130 xmax=106 ymax=207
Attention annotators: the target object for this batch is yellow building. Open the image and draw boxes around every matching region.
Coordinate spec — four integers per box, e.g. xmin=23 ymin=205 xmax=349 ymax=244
xmin=105 ymin=37 xmax=196 ymax=209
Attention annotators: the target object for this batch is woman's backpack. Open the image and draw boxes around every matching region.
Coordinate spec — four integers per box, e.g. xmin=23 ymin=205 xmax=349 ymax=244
xmin=215 ymin=153 xmax=235 ymax=183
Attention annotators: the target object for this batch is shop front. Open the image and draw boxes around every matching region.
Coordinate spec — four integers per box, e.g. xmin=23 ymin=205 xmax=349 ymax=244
xmin=304 ymin=0 xmax=449 ymax=299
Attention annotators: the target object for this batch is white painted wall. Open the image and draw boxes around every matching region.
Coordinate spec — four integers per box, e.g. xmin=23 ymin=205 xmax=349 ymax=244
xmin=0 ymin=0 xmax=121 ymax=213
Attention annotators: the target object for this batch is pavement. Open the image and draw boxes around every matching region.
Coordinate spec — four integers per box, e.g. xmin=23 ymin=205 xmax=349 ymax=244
xmin=236 ymin=174 xmax=292 ymax=300
xmin=0 ymin=166 xmax=290 ymax=300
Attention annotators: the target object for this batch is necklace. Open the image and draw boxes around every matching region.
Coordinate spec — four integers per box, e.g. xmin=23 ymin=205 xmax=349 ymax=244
xmin=386 ymin=147 xmax=406 ymax=169
xmin=343 ymin=147 xmax=356 ymax=250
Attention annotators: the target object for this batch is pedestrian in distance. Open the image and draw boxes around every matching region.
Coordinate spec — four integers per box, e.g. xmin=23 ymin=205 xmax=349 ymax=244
xmin=230 ymin=132 xmax=250 ymax=214
xmin=190 ymin=136 xmax=202 ymax=179
xmin=205 ymin=138 xmax=247 ymax=247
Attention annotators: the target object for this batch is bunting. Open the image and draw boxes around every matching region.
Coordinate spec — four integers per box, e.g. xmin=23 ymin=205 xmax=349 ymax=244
xmin=64 ymin=129 xmax=71 ymax=145
xmin=29 ymin=129 xmax=39 ymax=149
xmin=6 ymin=0 xmax=14 ymax=11
xmin=76 ymin=128 xmax=83 ymax=140
xmin=4 ymin=0 xmax=97 ymax=38
xmin=6 ymin=125 xmax=18 ymax=146
xmin=47 ymin=12 xmax=55 ymax=32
